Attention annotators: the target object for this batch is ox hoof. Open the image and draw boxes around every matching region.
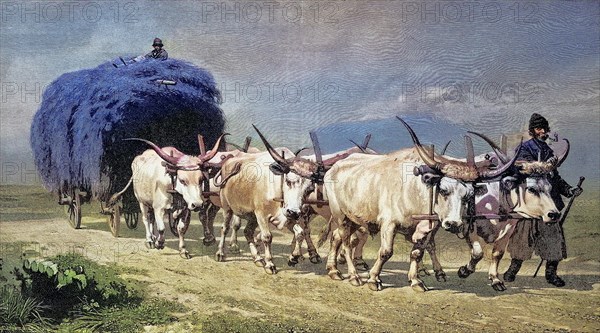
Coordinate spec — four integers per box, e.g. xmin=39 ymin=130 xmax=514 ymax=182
xmin=328 ymin=270 xmax=344 ymax=281
xmin=203 ymin=237 xmax=216 ymax=246
xmin=264 ymin=265 xmax=278 ymax=275
xmin=491 ymin=280 xmax=507 ymax=292
xmin=411 ymin=280 xmax=429 ymax=292
xmin=287 ymin=255 xmax=301 ymax=267
xmin=349 ymin=275 xmax=363 ymax=287
xmin=155 ymin=242 xmax=165 ymax=250
xmin=229 ymin=243 xmax=240 ymax=254
xmin=180 ymin=251 xmax=191 ymax=259
xmin=215 ymin=253 xmax=226 ymax=262
xmin=254 ymin=258 xmax=266 ymax=267
xmin=354 ymin=259 xmax=369 ymax=272
xmin=367 ymin=279 xmax=383 ymax=291
xmin=457 ymin=265 xmax=474 ymax=279
xmin=145 ymin=241 xmax=154 ymax=249
xmin=435 ymin=270 xmax=447 ymax=282
xmin=309 ymin=253 xmax=322 ymax=264
xmin=337 ymin=256 xmax=347 ymax=265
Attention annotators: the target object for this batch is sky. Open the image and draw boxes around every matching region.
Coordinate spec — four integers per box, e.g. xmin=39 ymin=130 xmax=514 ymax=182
xmin=1 ymin=0 xmax=599 ymax=187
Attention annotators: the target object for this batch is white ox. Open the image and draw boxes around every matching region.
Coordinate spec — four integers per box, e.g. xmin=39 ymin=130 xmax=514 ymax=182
xmin=214 ymin=125 xmax=322 ymax=274
xmin=115 ymin=135 xmax=224 ymax=257
xmin=291 ymin=145 xmax=377 ymax=268
xmin=454 ymin=133 xmax=564 ymax=291
xmin=323 ymin=118 xmax=513 ymax=291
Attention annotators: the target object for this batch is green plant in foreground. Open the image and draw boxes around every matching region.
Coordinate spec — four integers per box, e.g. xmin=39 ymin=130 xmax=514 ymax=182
xmin=0 ymin=286 xmax=51 ymax=331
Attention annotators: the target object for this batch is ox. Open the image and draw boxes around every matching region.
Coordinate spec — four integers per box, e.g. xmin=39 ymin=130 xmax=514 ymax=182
xmin=115 ymin=135 xmax=225 ymax=257
xmin=293 ymin=142 xmax=378 ymax=268
xmin=454 ymin=132 xmax=564 ymax=291
xmin=214 ymin=125 xmax=323 ymax=274
xmin=323 ymin=117 xmax=513 ymax=291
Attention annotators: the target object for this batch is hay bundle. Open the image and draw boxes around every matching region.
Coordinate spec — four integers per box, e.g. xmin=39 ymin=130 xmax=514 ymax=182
xmin=30 ymin=57 xmax=225 ymax=200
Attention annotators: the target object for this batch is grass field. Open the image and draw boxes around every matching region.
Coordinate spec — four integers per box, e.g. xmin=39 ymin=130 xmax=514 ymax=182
xmin=1 ymin=184 xmax=599 ymax=332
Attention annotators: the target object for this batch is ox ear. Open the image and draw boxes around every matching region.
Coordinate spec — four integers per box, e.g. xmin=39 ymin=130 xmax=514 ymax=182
xmin=269 ymin=162 xmax=289 ymax=175
xmin=501 ymin=176 xmax=518 ymax=191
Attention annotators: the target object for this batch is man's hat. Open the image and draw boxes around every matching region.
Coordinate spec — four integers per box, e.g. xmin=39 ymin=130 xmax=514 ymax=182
xmin=529 ymin=113 xmax=550 ymax=131
xmin=152 ymin=38 xmax=163 ymax=47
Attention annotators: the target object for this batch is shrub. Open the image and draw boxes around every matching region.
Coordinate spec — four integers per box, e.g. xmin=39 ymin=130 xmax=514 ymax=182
xmin=20 ymin=253 xmax=142 ymax=320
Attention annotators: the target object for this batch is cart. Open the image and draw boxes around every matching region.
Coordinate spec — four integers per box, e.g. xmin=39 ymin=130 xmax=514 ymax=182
xmin=31 ymin=57 xmax=225 ymax=237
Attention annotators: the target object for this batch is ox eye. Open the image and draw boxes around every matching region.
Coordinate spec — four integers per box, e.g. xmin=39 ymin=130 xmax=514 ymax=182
xmin=286 ymin=180 xmax=293 ymax=187
xmin=179 ymin=179 xmax=188 ymax=186
xmin=527 ymin=187 xmax=539 ymax=196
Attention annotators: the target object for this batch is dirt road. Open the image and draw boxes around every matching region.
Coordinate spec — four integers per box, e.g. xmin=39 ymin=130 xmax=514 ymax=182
xmin=1 ymin=217 xmax=599 ymax=332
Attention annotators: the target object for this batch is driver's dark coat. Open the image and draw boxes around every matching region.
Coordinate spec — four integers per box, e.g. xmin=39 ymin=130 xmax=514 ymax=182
xmin=508 ymin=137 xmax=573 ymax=261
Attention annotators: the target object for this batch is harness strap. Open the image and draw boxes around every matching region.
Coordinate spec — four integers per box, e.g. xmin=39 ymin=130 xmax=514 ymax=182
xmin=213 ymin=162 xmax=242 ymax=188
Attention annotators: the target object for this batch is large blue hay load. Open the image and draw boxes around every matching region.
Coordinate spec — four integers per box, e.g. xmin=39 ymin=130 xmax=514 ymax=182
xmin=30 ymin=57 xmax=225 ymax=203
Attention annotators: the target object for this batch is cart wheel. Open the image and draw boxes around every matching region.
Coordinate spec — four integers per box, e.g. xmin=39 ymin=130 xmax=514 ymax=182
xmin=169 ymin=210 xmax=179 ymax=237
xmin=125 ymin=212 xmax=139 ymax=230
xmin=64 ymin=189 xmax=82 ymax=229
xmin=108 ymin=204 xmax=121 ymax=237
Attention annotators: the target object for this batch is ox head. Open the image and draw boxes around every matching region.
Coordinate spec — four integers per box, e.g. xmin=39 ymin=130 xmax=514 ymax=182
xmin=253 ymin=125 xmax=319 ymax=221
xmin=469 ymin=132 xmax=565 ymax=223
xmin=398 ymin=117 xmax=519 ymax=233
xmin=507 ymin=156 xmax=565 ymax=223
xmin=125 ymin=134 xmax=227 ymax=211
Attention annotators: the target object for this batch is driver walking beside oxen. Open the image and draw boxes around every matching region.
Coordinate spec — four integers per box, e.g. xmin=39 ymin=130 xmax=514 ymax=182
xmin=503 ymin=113 xmax=583 ymax=287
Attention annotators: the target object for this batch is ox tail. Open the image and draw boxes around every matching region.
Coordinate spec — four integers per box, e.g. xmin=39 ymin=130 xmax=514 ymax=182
xmin=317 ymin=217 xmax=334 ymax=248
xmin=108 ymin=176 xmax=133 ymax=206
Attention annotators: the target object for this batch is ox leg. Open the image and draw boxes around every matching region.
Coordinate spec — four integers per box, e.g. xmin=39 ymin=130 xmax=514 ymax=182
xmin=336 ymin=228 xmax=347 ymax=265
xmin=352 ymin=226 xmax=369 ymax=272
xmin=338 ymin=219 xmax=362 ymax=286
xmin=257 ymin=215 xmax=277 ymax=275
xmin=326 ymin=219 xmax=344 ymax=281
xmin=177 ymin=209 xmax=191 ymax=259
xmin=489 ymin=221 xmax=517 ymax=292
xmin=244 ymin=217 xmax=264 ymax=267
xmin=153 ymin=208 xmax=167 ymax=250
xmin=458 ymin=234 xmax=482 ymax=279
xmin=424 ymin=224 xmax=446 ymax=282
xmin=287 ymin=221 xmax=304 ymax=267
xmin=216 ymin=210 xmax=233 ymax=262
xmin=367 ymin=222 xmax=396 ymax=291
xmin=140 ymin=204 xmax=155 ymax=249
xmin=199 ymin=203 xmax=219 ymax=246
xmin=301 ymin=211 xmax=322 ymax=264
xmin=407 ymin=220 xmax=435 ymax=292
xmin=229 ymin=216 xmax=242 ymax=254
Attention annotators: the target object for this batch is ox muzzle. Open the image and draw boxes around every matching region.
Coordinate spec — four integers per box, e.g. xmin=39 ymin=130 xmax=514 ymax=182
xmin=442 ymin=220 xmax=462 ymax=234
xmin=284 ymin=208 xmax=301 ymax=220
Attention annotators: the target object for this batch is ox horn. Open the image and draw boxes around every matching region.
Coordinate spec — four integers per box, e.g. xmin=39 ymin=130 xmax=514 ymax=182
xmin=348 ymin=133 xmax=373 ymax=154
xmin=252 ymin=124 xmax=288 ymax=166
xmin=294 ymin=147 xmax=309 ymax=156
xmin=467 ymin=131 xmax=510 ymax=164
xmin=200 ymin=133 xmax=229 ymax=162
xmin=478 ymin=137 xmax=524 ymax=179
xmin=465 ymin=136 xmax=475 ymax=168
xmin=396 ymin=116 xmax=444 ymax=171
xmin=554 ymin=138 xmax=570 ymax=168
xmin=441 ymin=140 xmax=451 ymax=155
xmin=322 ymin=152 xmax=350 ymax=168
xmin=349 ymin=139 xmax=367 ymax=153
xmin=123 ymin=138 xmax=180 ymax=165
